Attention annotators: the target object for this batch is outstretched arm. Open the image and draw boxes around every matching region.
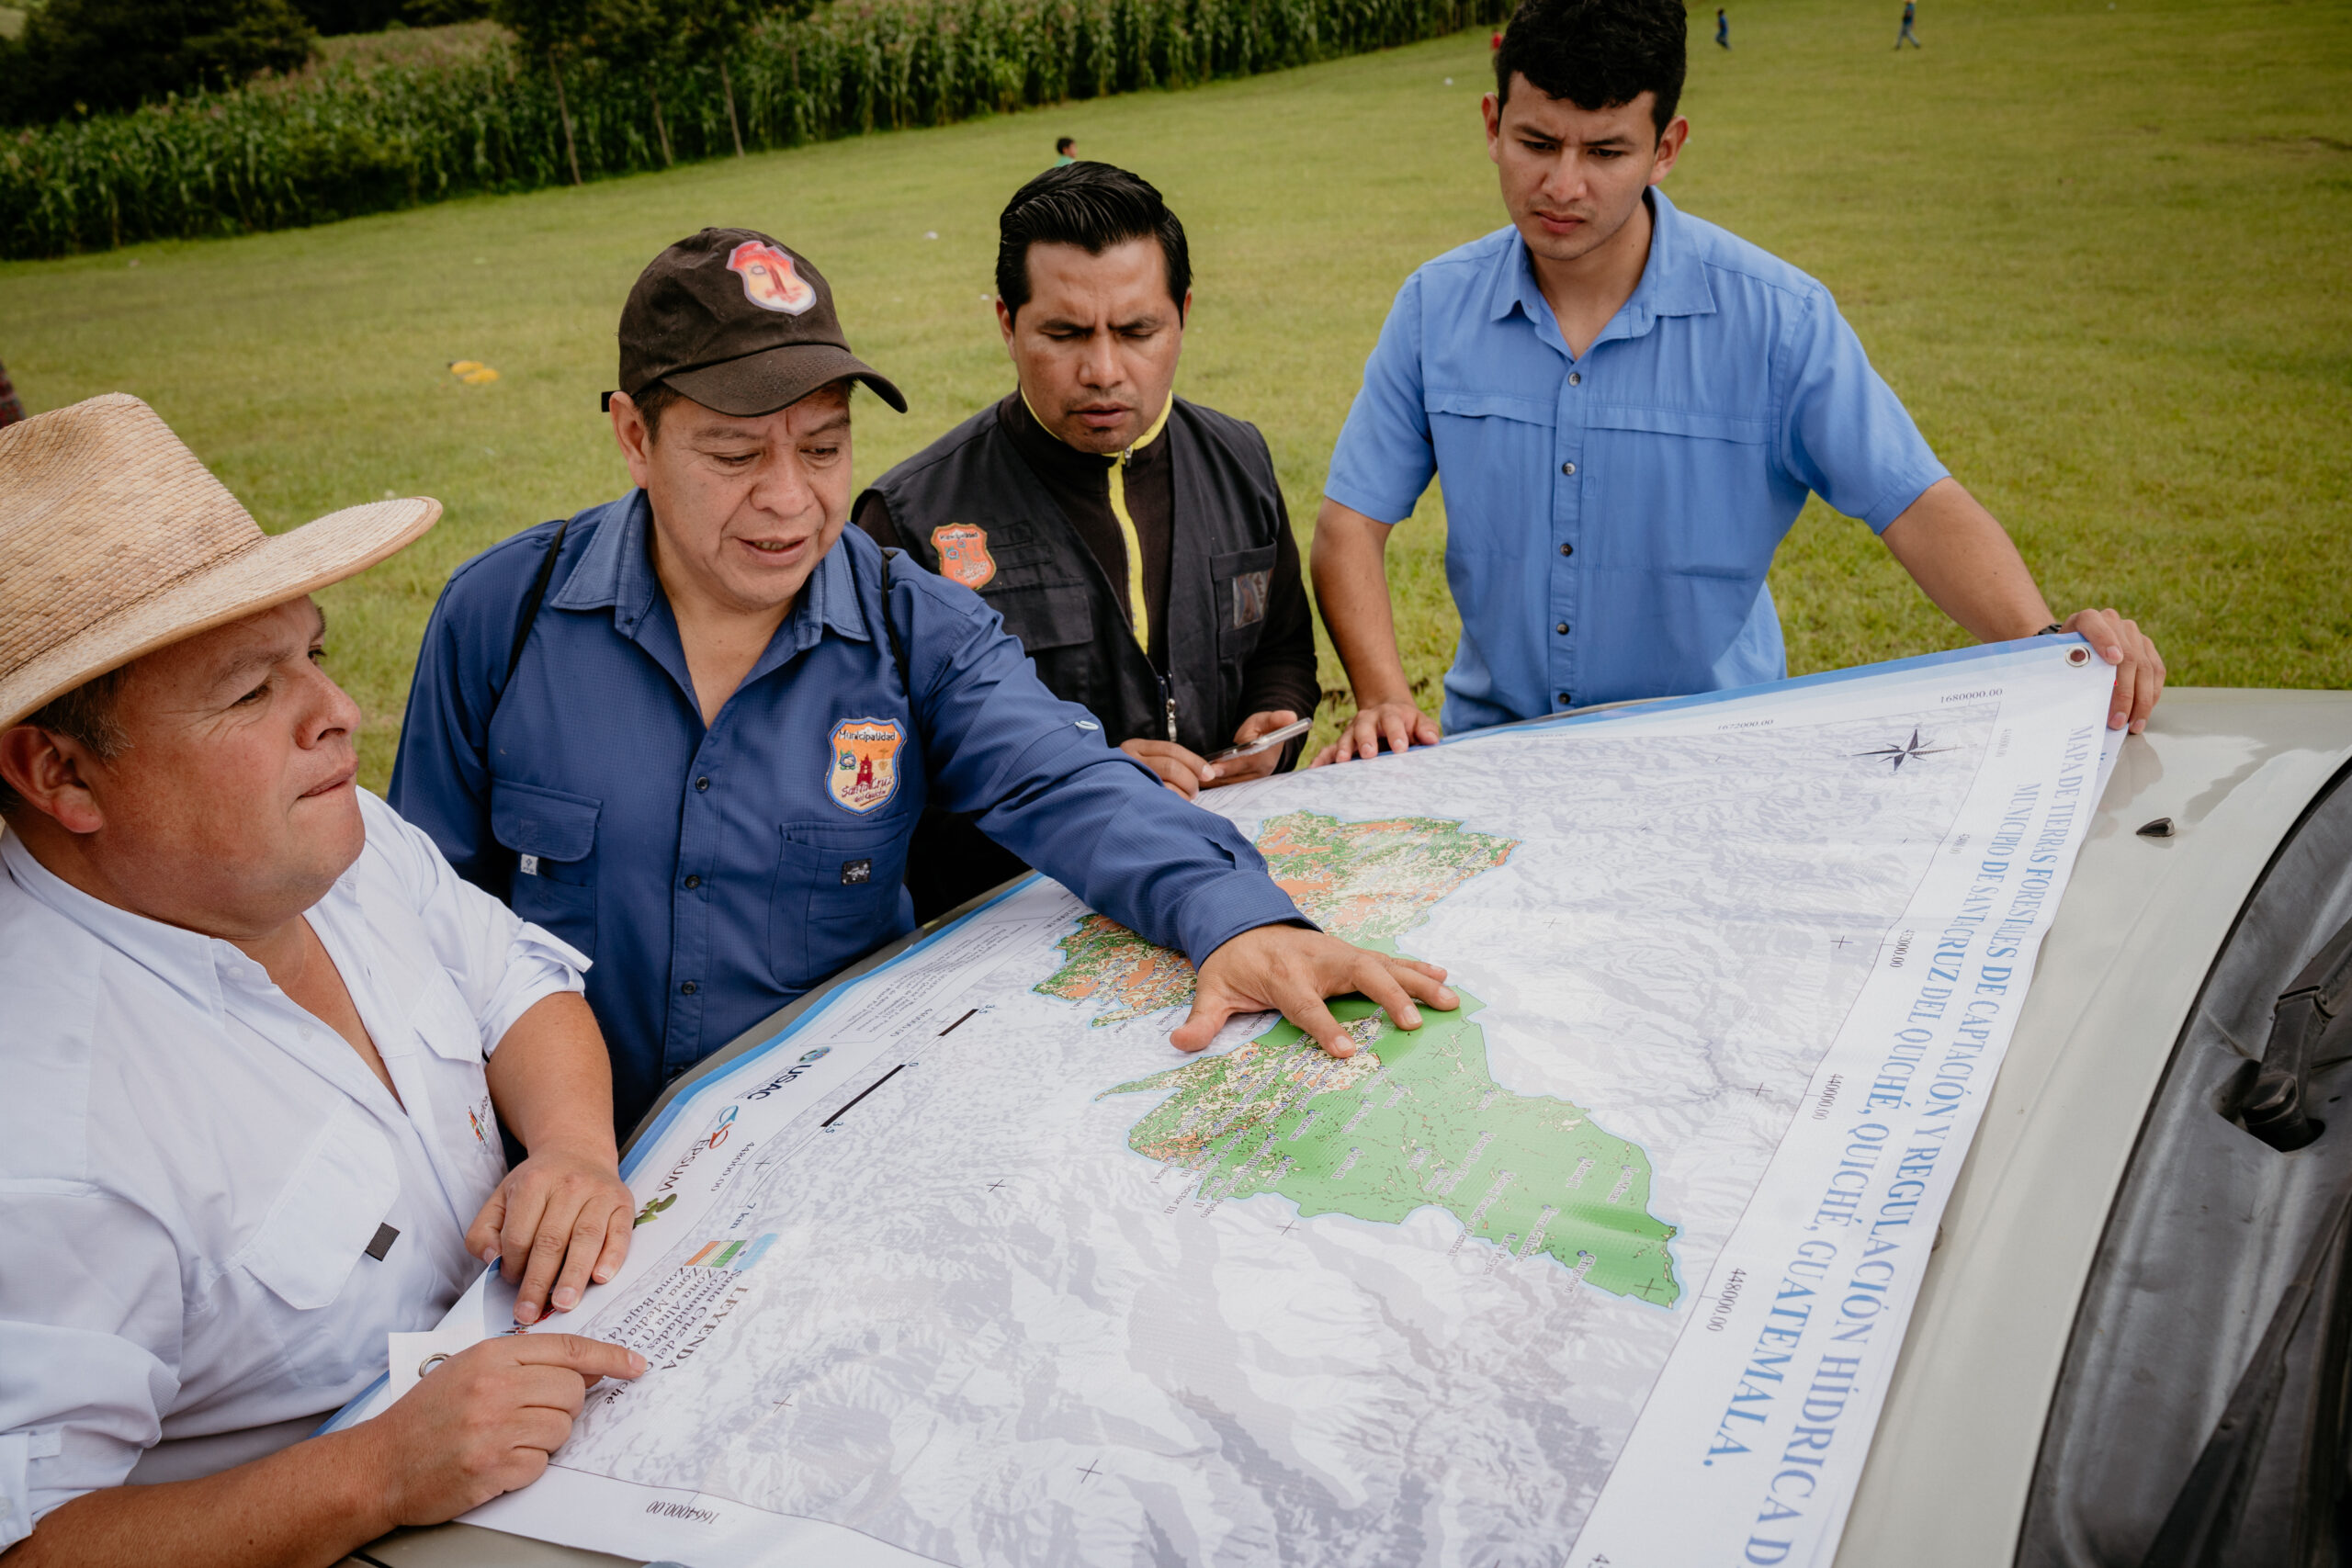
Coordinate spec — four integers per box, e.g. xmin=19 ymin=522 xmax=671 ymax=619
xmin=1881 ymin=478 xmax=2165 ymax=733
xmin=1309 ymin=498 xmax=1441 ymax=764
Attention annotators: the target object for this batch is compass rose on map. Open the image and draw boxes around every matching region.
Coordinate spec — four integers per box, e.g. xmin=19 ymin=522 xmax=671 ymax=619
xmin=1855 ymin=726 xmax=1957 ymax=771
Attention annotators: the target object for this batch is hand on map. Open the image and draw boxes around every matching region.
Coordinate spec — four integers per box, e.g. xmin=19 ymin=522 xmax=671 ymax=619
xmin=1309 ymin=697 xmax=1441 ymax=768
xmin=2059 ymin=607 xmax=2165 ymax=733
xmin=1177 ymin=924 xmax=1459 ymax=1058
xmin=364 ymin=1334 xmax=646 ymax=1527
xmin=467 ymin=1147 xmax=636 ymax=1325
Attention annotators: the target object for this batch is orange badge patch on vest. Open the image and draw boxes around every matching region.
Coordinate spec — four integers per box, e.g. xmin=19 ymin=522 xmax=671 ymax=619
xmin=727 ymin=240 xmax=817 ymax=315
xmin=828 ymin=717 xmax=905 ymax=814
xmin=930 ymin=523 xmax=997 ymax=590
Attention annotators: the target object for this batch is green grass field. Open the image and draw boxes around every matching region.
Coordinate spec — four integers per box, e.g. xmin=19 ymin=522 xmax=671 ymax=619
xmin=1 ymin=0 xmax=2345 ymax=789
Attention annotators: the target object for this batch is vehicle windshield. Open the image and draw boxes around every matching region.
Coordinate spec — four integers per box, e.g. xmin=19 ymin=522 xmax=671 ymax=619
xmin=2020 ymin=764 xmax=2352 ymax=1567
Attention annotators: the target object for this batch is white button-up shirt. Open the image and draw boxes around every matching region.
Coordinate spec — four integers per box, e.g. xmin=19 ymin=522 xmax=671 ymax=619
xmin=0 ymin=790 xmax=587 ymax=1549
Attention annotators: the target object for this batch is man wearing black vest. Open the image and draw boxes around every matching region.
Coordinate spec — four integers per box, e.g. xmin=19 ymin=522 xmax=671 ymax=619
xmin=857 ymin=164 xmax=1320 ymax=919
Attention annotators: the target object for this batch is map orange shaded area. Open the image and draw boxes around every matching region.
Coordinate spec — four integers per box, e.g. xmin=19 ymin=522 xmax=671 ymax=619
xmin=1034 ymin=810 xmax=1516 ymax=1023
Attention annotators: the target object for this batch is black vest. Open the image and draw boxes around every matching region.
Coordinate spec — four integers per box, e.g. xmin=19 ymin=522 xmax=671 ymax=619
xmin=860 ymin=397 xmax=1286 ymax=755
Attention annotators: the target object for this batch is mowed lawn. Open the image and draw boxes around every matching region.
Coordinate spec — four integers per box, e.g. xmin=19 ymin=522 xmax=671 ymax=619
xmin=1 ymin=0 xmax=2346 ymax=790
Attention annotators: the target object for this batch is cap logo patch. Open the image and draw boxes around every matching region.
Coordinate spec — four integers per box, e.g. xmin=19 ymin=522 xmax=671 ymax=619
xmin=727 ymin=240 xmax=818 ymax=315
xmin=828 ymin=716 xmax=905 ymax=814
xmin=930 ymin=523 xmax=997 ymax=590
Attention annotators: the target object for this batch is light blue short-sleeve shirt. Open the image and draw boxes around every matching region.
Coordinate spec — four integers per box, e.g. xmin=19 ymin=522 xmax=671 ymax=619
xmin=1325 ymin=188 xmax=1949 ymax=734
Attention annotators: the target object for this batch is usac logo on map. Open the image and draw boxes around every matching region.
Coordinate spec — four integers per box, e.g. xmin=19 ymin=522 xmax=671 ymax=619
xmin=704 ymin=1105 xmax=739 ymax=1150
xmin=727 ymin=240 xmax=817 ymax=315
xmin=748 ymin=1046 xmax=832 ymax=1100
xmin=828 ymin=717 xmax=904 ymax=814
xmin=930 ymin=523 xmax=996 ymax=590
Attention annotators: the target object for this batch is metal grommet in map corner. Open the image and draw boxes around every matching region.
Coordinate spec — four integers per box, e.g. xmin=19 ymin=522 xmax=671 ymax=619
xmin=418 ymin=1352 xmax=451 ymax=1378
xmin=2064 ymin=645 xmax=2091 ymax=667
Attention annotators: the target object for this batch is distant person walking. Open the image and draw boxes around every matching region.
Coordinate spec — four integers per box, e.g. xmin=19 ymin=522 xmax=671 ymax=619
xmin=1055 ymin=136 xmax=1078 ymax=165
xmin=1714 ymin=7 xmax=1728 ymax=48
xmin=0 ymin=358 xmax=22 ymax=428
xmin=1896 ymin=0 xmax=1920 ymax=48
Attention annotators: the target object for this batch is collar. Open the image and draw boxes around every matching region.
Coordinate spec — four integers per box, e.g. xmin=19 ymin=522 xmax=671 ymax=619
xmin=549 ymin=489 xmax=662 ymax=626
xmin=1487 ymin=188 xmax=1716 ymax=340
xmin=1005 ymin=388 xmax=1175 ymax=472
xmin=1 ymin=829 xmax=238 ymax=1017
xmin=551 ymin=487 xmax=871 ymax=651
xmin=797 ymin=535 xmax=873 ymax=649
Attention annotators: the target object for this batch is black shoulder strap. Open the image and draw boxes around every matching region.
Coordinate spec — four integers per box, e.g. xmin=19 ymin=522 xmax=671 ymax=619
xmin=878 ymin=546 xmax=911 ymax=698
xmin=503 ymin=518 xmax=571 ymax=693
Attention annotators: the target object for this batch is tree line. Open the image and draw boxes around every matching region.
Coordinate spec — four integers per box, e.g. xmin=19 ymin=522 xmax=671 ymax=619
xmin=1 ymin=0 xmax=1508 ymax=257
xmin=0 ymin=0 xmax=816 ymax=148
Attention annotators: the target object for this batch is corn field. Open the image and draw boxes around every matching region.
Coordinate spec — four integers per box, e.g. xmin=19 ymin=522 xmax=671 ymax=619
xmin=0 ymin=0 xmax=1505 ymax=259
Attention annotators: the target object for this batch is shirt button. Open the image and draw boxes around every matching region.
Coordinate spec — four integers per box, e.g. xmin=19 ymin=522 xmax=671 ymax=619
xmin=684 ymin=874 xmax=702 ymax=889
xmin=1560 ymin=543 xmax=1574 ymax=557
xmin=1568 ymin=372 xmax=1582 ymax=386
xmin=1559 ymin=692 xmax=1574 ymax=706
xmin=1556 ymin=623 xmax=1571 ymax=635
xmin=1561 ymin=461 xmax=1577 ymax=476
xmin=695 ymin=776 xmax=710 ymax=792
xmin=681 ymin=980 xmax=699 ymax=996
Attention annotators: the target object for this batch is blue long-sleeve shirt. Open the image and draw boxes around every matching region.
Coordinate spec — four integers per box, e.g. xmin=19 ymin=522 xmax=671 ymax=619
xmin=390 ymin=492 xmax=1303 ymax=1133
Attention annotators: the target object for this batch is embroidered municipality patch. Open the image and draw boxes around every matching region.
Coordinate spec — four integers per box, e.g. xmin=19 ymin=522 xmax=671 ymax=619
xmin=930 ymin=523 xmax=997 ymax=590
xmin=726 ymin=240 xmax=818 ymax=315
xmin=828 ymin=717 xmax=905 ymax=814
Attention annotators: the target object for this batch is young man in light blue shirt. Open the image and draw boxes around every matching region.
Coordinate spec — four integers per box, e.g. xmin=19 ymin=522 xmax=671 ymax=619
xmin=1311 ymin=0 xmax=2162 ymax=762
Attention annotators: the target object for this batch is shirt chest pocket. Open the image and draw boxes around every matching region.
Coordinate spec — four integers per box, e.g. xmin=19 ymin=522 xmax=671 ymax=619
xmin=1581 ymin=404 xmax=1777 ymax=578
xmin=1422 ymin=390 xmax=1556 ymax=540
xmin=228 ymin=1100 xmax=402 ymax=1388
xmin=404 ymin=978 xmax=507 ymax=1206
xmin=491 ymin=779 xmax=600 ymax=954
xmin=982 ymin=578 xmax=1094 ymax=657
xmin=767 ymin=819 xmax=911 ymax=991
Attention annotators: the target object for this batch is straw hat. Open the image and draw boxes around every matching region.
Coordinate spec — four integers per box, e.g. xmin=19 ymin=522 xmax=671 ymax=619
xmin=0 ymin=394 xmax=439 ymax=729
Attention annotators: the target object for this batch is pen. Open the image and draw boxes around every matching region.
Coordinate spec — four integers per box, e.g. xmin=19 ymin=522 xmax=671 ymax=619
xmin=1205 ymin=716 xmax=1314 ymax=762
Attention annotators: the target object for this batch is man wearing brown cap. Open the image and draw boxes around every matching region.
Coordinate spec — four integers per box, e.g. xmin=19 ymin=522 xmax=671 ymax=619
xmin=390 ymin=229 xmax=1458 ymax=1139
xmin=0 ymin=396 xmax=647 ymax=1562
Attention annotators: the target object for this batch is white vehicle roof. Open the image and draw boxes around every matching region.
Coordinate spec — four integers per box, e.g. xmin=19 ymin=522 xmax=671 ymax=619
xmin=1838 ymin=688 xmax=2352 ymax=1564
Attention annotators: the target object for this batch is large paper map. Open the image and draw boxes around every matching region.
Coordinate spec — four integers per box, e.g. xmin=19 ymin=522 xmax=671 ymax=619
xmin=334 ymin=639 xmax=2120 ymax=1566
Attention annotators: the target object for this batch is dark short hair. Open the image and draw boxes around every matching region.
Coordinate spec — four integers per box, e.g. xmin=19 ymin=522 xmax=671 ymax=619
xmin=995 ymin=163 xmax=1191 ymax=321
xmin=630 ymin=379 xmax=685 ymax=441
xmin=0 ymin=666 xmax=132 ymax=819
xmin=1494 ymin=0 xmax=1688 ymax=139
xmin=1055 ymin=136 xmax=1076 ymax=154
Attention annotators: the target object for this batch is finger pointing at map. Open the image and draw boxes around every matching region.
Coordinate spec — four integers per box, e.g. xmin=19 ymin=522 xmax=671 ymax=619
xmin=1175 ymin=925 xmax=1459 ymax=1057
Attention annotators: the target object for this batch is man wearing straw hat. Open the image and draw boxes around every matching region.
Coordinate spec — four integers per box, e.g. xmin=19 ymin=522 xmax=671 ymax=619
xmin=391 ymin=229 xmax=1460 ymax=1138
xmin=0 ymin=395 xmax=650 ymax=1562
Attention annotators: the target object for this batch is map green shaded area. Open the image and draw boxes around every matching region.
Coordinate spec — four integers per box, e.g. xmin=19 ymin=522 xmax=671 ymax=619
xmin=1101 ymin=993 xmax=1680 ymax=1303
xmin=1035 ymin=811 xmax=1518 ymax=1022
xmin=1042 ymin=808 xmax=1679 ymax=1303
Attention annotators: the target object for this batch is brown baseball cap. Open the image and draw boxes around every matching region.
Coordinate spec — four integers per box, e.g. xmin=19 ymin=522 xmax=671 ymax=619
xmin=612 ymin=228 xmax=906 ymax=416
